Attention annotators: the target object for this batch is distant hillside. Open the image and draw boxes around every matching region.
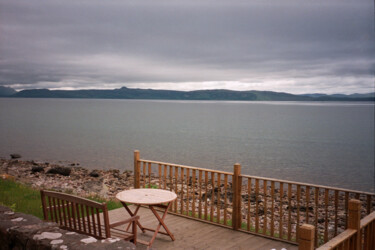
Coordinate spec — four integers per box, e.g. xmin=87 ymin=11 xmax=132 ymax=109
xmin=301 ymin=92 xmax=375 ymax=99
xmin=0 ymin=86 xmax=17 ymax=97
xmin=7 ymin=87 xmax=375 ymax=101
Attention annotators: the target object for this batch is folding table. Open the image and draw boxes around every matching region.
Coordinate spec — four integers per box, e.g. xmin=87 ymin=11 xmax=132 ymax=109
xmin=116 ymin=188 xmax=177 ymax=247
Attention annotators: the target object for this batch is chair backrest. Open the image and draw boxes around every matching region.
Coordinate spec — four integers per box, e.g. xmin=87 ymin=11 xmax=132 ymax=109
xmin=40 ymin=190 xmax=111 ymax=239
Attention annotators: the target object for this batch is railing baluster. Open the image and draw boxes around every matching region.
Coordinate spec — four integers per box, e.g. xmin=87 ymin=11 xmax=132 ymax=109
xmin=210 ymin=172 xmax=215 ymax=222
xmin=181 ymin=168 xmax=184 ymax=215
xmin=204 ymin=171 xmax=208 ymax=220
xmin=345 ymin=192 xmax=349 ymax=228
xmin=80 ymin=204 xmax=85 ymax=232
xmin=71 ymin=202 xmax=78 ymax=230
xmin=255 ymin=179 xmax=259 ymax=233
xmin=271 ymin=181 xmax=275 ymax=236
xmin=61 ymin=200 xmax=67 ymax=227
xmin=306 ymin=186 xmax=310 ymax=224
xmin=142 ymin=162 xmax=146 ymax=188
xmin=217 ymin=173 xmax=221 ymax=223
xmin=86 ymin=205 xmax=91 ymax=234
xmin=296 ymin=185 xmax=300 ymax=240
xmin=169 ymin=166 xmax=173 ymax=213
xmin=186 ymin=169 xmax=190 ymax=214
xmin=53 ymin=198 xmax=59 ymax=223
xmin=96 ymin=208 xmax=101 ymax=238
xmin=158 ymin=164 xmax=162 ymax=188
xmin=169 ymin=165 xmax=177 ymax=212
xmin=91 ymin=207 xmax=96 ymax=236
xmin=199 ymin=170 xmax=203 ymax=219
xmin=174 ymin=166 xmax=178 ymax=212
xmin=315 ymin=187 xmax=319 ymax=247
xmin=56 ymin=199 xmax=63 ymax=224
xmin=224 ymin=174 xmax=228 ymax=226
xmin=263 ymin=180 xmax=268 ymax=235
xmin=279 ymin=182 xmax=283 ymax=239
xmin=288 ymin=183 xmax=292 ymax=240
xmin=367 ymin=195 xmax=371 ymax=214
xmin=192 ymin=169 xmax=196 ymax=218
xmin=47 ymin=197 xmax=53 ymax=222
xmin=76 ymin=203 xmax=81 ymax=232
xmin=238 ymin=174 xmax=242 ymax=229
xmin=164 ymin=165 xmax=167 ymax=190
xmin=169 ymin=165 xmax=173 ymax=192
xmin=334 ymin=190 xmax=339 ymax=236
xmin=148 ymin=162 xmax=151 ymax=187
xmin=247 ymin=178 xmax=251 ymax=231
xmin=324 ymin=188 xmax=329 ymax=242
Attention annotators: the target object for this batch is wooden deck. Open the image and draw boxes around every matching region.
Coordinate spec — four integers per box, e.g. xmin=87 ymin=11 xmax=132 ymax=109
xmin=109 ymin=206 xmax=298 ymax=250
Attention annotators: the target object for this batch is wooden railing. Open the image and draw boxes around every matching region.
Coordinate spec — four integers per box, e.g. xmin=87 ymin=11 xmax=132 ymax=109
xmin=299 ymin=199 xmax=375 ymax=250
xmin=133 ymin=150 xmax=375 ymax=247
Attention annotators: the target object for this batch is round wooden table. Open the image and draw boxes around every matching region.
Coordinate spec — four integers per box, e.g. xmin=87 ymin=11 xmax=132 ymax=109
xmin=116 ymin=189 xmax=177 ymax=247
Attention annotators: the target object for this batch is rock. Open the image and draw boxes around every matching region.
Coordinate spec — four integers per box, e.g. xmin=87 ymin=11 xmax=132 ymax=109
xmin=46 ymin=166 xmax=71 ymax=176
xmin=10 ymin=154 xmax=21 ymax=159
xmin=89 ymin=171 xmax=100 ymax=178
xmin=258 ymin=208 xmax=264 ymax=216
xmin=0 ymin=205 xmax=136 ymax=249
xmin=83 ymin=180 xmax=108 ymax=197
xmin=31 ymin=166 xmax=44 ymax=173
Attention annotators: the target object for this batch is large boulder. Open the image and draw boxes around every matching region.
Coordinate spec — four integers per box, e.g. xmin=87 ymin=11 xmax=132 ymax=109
xmin=83 ymin=180 xmax=108 ymax=198
xmin=10 ymin=154 xmax=21 ymax=159
xmin=46 ymin=166 xmax=71 ymax=176
xmin=32 ymin=166 xmax=45 ymax=173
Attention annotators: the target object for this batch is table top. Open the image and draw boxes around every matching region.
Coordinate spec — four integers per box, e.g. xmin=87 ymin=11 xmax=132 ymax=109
xmin=116 ymin=188 xmax=177 ymax=205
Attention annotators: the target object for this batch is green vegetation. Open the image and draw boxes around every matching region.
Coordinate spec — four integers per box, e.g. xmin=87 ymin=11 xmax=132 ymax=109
xmin=0 ymin=179 xmax=44 ymax=218
xmin=0 ymin=179 xmax=122 ymax=219
xmin=145 ymin=183 xmax=158 ymax=189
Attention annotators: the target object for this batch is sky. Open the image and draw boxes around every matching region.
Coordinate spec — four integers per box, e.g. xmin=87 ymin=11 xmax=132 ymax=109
xmin=0 ymin=0 xmax=374 ymax=94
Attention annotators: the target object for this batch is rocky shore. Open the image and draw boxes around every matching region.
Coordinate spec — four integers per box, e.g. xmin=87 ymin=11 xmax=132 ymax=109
xmin=0 ymin=157 xmax=133 ymax=199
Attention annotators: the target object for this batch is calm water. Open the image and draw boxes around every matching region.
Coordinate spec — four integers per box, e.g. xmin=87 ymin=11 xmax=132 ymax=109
xmin=0 ymin=98 xmax=374 ymax=192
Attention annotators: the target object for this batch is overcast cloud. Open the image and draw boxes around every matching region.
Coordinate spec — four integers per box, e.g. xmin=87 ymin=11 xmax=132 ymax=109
xmin=0 ymin=0 xmax=374 ymax=94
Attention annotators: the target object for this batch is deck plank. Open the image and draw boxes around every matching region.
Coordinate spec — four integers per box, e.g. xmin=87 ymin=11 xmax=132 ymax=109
xmin=109 ymin=206 xmax=298 ymax=250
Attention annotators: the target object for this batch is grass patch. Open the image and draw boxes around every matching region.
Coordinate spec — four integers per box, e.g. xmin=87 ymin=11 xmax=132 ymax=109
xmin=145 ymin=183 xmax=158 ymax=189
xmin=85 ymin=195 xmax=123 ymax=210
xmin=0 ymin=179 xmax=123 ymax=219
xmin=0 ymin=179 xmax=44 ymax=218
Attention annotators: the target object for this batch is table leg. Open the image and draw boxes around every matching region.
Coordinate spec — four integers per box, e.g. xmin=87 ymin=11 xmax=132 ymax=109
xmin=148 ymin=202 xmax=175 ymax=246
xmin=120 ymin=202 xmax=146 ymax=233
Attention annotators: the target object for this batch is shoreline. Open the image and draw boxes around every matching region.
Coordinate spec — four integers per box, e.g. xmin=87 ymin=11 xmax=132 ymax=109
xmin=0 ymin=158 xmax=134 ymax=199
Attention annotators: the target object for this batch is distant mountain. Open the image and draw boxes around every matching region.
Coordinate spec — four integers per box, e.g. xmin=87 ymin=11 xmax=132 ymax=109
xmin=0 ymin=86 xmax=17 ymax=97
xmin=7 ymin=87 xmax=375 ymax=101
xmin=301 ymin=92 xmax=375 ymax=99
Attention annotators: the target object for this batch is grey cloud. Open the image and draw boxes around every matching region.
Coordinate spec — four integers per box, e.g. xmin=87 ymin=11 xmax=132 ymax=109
xmin=0 ymin=0 xmax=373 ymax=93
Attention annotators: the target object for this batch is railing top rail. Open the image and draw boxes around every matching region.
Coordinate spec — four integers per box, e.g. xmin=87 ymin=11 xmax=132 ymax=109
xmin=360 ymin=211 xmax=375 ymax=228
xmin=240 ymin=173 xmax=375 ymax=196
xmin=139 ymin=159 xmax=233 ymax=176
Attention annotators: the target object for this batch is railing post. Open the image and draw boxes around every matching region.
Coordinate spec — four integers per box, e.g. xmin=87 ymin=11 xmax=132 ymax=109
xmin=348 ymin=199 xmax=361 ymax=250
xmin=232 ymin=163 xmax=241 ymax=230
xmin=298 ymin=224 xmax=315 ymax=250
xmin=134 ymin=150 xmax=140 ymax=189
